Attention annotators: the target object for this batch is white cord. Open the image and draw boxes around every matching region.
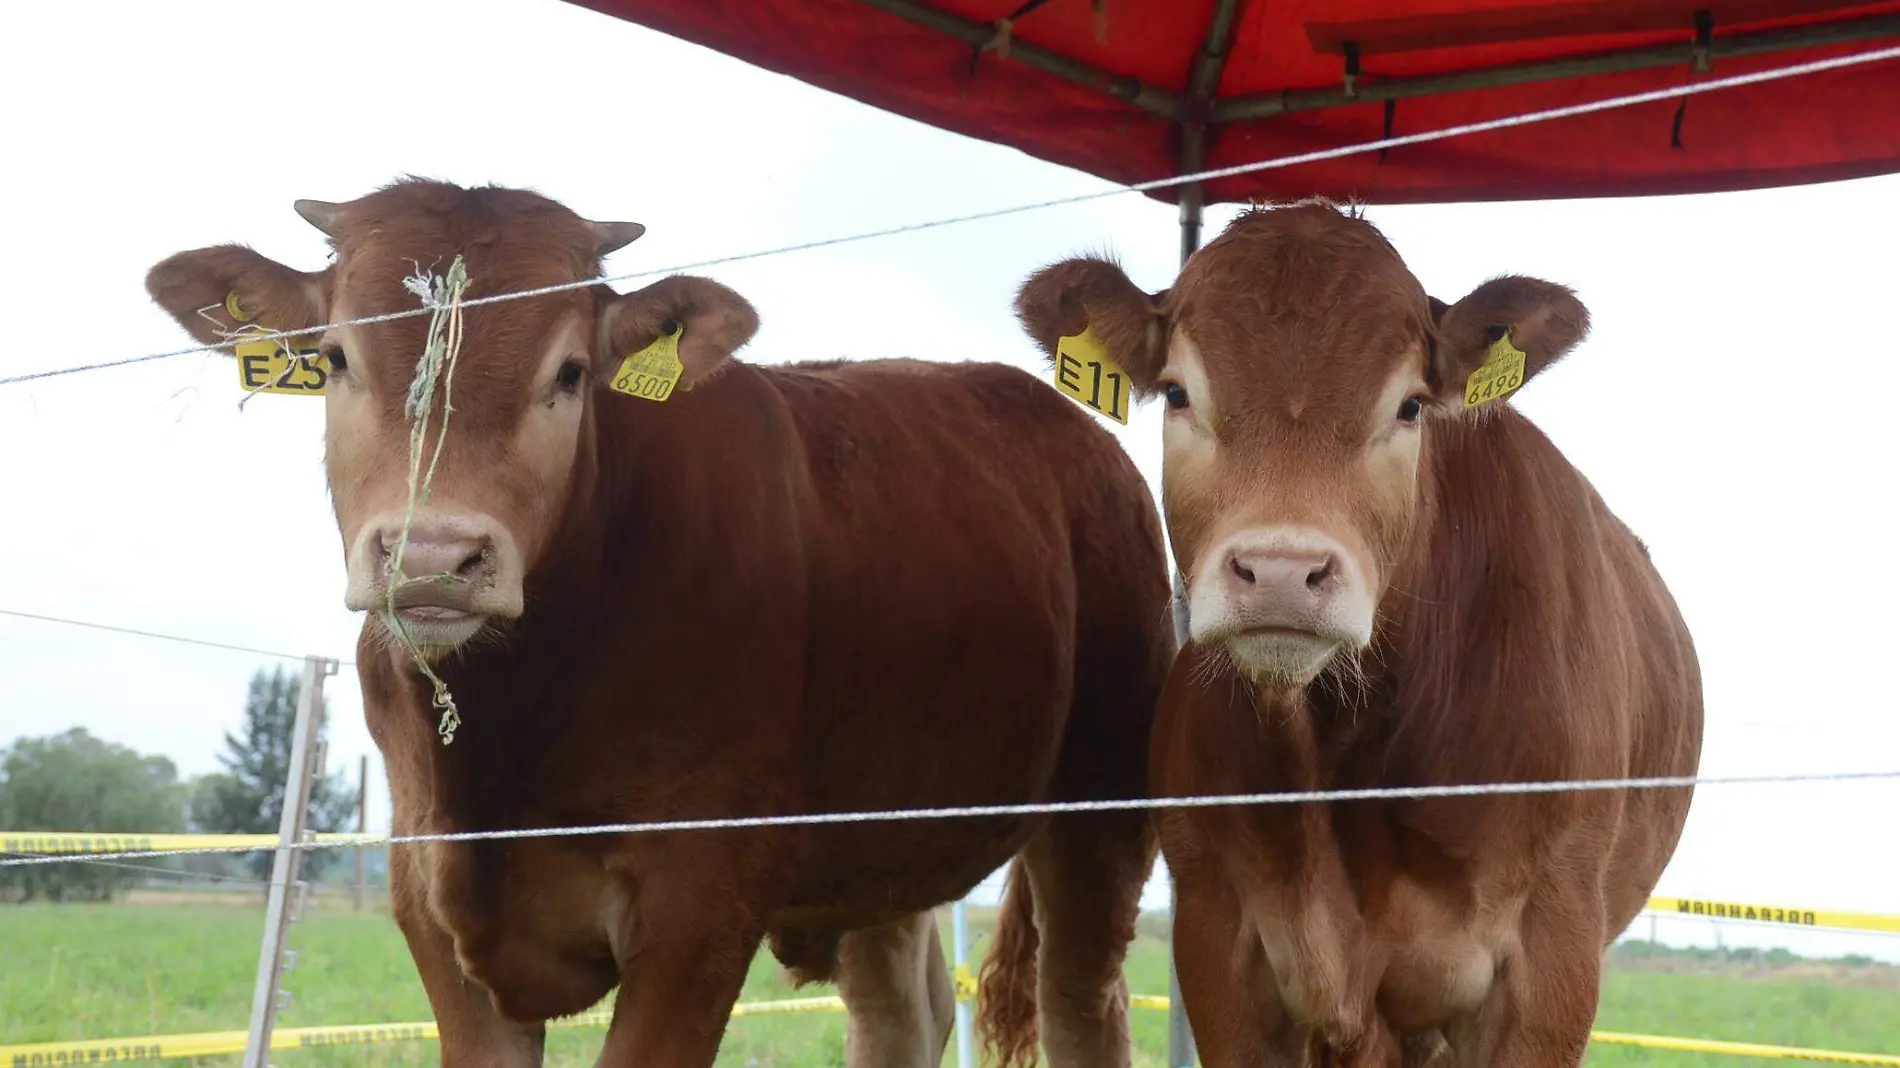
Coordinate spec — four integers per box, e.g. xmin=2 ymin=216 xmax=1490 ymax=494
xmin=5 ymin=39 xmax=1897 ymax=388
xmin=4 ymin=767 xmax=1895 ymax=868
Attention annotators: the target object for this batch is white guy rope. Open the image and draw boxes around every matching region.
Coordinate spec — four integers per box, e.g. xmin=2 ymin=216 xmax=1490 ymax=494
xmin=0 ymin=607 xmax=355 ymax=667
xmin=4 ymin=38 xmax=1898 ymax=389
xmin=3 ymin=768 xmax=1896 ymax=869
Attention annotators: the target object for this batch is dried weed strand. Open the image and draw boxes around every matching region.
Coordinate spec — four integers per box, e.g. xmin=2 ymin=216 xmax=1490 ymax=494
xmin=384 ymin=255 xmax=472 ymax=745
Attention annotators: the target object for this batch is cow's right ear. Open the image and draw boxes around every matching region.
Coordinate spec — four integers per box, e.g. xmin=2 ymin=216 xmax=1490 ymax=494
xmin=1015 ymin=257 xmax=1168 ymax=397
xmin=146 ymin=245 xmax=329 ymax=345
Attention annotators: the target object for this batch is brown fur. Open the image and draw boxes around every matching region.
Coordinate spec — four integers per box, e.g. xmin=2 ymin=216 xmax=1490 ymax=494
xmin=1017 ymin=201 xmax=1704 ymax=1067
xmin=146 ymin=178 xmax=1171 ymax=1068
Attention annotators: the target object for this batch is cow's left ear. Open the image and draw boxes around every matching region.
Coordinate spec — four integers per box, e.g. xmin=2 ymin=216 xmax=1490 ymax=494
xmin=1430 ymin=276 xmax=1589 ymax=413
xmin=595 ymin=275 xmax=760 ymax=390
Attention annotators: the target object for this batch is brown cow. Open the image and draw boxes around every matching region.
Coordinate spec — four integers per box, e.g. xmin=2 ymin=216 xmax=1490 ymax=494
xmin=1016 ymin=201 xmax=1704 ymax=1067
xmin=144 ymin=178 xmax=1172 ymax=1068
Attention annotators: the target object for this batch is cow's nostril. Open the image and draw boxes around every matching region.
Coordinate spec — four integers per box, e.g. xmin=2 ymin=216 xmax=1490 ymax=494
xmin=1229 ymin=555 xmax=1257 ymax=585
xmin=1306 ymin=559 xmax=1334 ymax=591
xmin=456 ymin=549 xmax=487 ymax=579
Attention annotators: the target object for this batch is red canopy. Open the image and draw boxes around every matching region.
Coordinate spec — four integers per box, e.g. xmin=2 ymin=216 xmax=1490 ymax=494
xmin=565 ymin=0 xmax=1900 ymax=206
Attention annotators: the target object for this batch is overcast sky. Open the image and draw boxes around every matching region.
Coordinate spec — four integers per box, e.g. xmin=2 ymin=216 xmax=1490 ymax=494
xmin=2 ymin=0 xmax=1897 ymax=958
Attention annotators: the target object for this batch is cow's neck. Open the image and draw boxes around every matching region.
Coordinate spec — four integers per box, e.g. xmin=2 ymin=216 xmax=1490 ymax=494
xmin=385 ymin=364 xmax=802 ymax=829
xmin=1228 ymin=422 xmax=1459 ymax=791
xmin=378 ymin=393 xmax=637 ymax=828
xmin=1329 ymin=410 xmax=1567 ymax=788
xmin=387 ymin=515 xmax=608 ymax=832
xmin=1232 ymin=670 xmax=1391 ymax=791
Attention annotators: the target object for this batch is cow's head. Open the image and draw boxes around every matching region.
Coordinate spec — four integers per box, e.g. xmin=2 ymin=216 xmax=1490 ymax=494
xmin=146 ymin=179 xmax=759 ymax=657
xmin=1018 ymin=201 xmax=1588 ymax=691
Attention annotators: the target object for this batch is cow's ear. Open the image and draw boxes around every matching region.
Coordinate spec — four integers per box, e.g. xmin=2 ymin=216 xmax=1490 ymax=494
xmin=596 ymin=275 xmax=759 ymax=390
xmin=1431 ymin=276 xmax=1589 ymax=414
xmin=1016 ymin=257 xmax=1169 ymax=397
xmin=146 ymin=245 xmax=329 ymax=346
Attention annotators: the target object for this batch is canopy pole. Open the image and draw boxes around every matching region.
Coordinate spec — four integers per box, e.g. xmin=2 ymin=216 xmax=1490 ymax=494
xmin=1166 ymin=5 xmax=1236 ymax=1064
xmin=1179 ymin=170 xmax=1205 ymax=264
xmin=1162 ymin=152 xmax=1193 ymax=1068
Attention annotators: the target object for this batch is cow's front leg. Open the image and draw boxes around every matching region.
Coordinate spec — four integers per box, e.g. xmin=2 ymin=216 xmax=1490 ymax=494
xmin=1446 ymin=885 xmax=1603 ymax=1068
xmin=390 ymin=843 xmax=546 ymax=1068
xmin=592 ymin=839 xmax=779 ymax=1068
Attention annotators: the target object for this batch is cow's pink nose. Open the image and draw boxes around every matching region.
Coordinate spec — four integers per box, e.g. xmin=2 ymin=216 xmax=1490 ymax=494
xmin=1226 ymin=547 xmax=1340 ymax=609
xmin=380 ymin=529 xmax=491 ymax=585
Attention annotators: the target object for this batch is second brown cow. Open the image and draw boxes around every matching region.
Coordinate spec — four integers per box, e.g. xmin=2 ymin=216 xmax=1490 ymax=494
xmin=1018 ymin=201 xmax=1704 ymax=1067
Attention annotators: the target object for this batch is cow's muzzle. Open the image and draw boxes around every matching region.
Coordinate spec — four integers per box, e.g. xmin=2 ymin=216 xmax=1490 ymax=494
xmin=344 ymin=511 xmax=525 ymax=654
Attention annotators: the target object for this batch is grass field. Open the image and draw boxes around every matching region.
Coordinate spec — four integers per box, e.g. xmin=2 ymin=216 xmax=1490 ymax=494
xmin=5 ymin=894 xmax=1899 ymax=1067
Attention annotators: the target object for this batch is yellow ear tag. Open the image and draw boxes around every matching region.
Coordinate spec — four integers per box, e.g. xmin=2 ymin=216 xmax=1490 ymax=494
xmin=224 ymin=291 xmax=253 ymax=323
xmin=610 ymin=322 xmax=685 ymax=403
xmin=1462 ymin=327 xmax=1527 ymax=409
xmin=1053 ymin=326 xmax=1131 ymax=425
xmin=234 ymin=328 xmax=328 ymax=397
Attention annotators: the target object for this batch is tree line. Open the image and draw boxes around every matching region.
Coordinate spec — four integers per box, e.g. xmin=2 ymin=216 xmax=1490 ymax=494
xmin=0 ymin=667 xmax=361 ymax=901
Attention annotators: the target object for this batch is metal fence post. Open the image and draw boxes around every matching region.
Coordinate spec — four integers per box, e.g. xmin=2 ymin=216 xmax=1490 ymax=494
xmin=952 ymin=896 xmax=977 ymax=1068
xmin=353 ymin=755 xmax=368 ymax=912
xmin=1166 ymin=570 xmax=1198 ymax=1068
xmin=242 ymin=654 xmax=335 ymax=1068
xmin=1168 ymin=166 xmax=1207 ymax=1068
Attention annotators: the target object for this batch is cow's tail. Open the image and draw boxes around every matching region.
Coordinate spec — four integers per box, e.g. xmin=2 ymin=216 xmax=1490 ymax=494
xmin=976 ymin=858 xmax=1040 ymax=1068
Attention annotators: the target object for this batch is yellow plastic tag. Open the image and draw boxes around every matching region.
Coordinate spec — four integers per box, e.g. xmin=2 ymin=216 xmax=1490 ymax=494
xmin=1462 ymin=328 xmax=1527 ymax=409
xmin=224 ymin=291 xmax=252 ymax=323
xmin=1053 ymin=326 xmax=1130 ymax=425
xmin=610 ymin=324 xmax=685 ymax=403
xmin=234 ymin=331 xmax=328 ymax=396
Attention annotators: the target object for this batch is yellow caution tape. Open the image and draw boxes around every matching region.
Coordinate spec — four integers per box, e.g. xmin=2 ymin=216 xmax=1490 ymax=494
xmin=1115 ymin=1001 xmax=1900 ymax=1067
xmin=1592 ymin=1031 xmax=1900 ymax=1067
xmin=952 ymin=963 xmax=978 ymax=1002
xmin=0 ymin=998 xmax=848 ymax=1065
xmin=1647 ymin=896 xmax=1900 ymax=936
xmin=730 ymin=996 xmax=847 ymax=1017
xmin=0 ymin=1022 xmax=438 ymax=1065
xmin=6 ymin=998 xmax=1898 ymax=1066
xmin=1 ymin=832 xmax=380 ymax=855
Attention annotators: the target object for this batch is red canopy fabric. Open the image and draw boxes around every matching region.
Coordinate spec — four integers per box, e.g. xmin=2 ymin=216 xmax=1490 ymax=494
xmin=564 ymin=0 xmax=1900 ymax=205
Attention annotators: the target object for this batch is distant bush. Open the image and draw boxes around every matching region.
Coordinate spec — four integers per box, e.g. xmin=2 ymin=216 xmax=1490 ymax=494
xmin=0 ymin=728 xmax=188 ymax=902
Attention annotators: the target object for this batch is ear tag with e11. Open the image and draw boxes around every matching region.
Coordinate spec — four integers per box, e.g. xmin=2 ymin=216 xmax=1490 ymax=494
xmin=1053 ymin=326 xmax=1130 ymax=425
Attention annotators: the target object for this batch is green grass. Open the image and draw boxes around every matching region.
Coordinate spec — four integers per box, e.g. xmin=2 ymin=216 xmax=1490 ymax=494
xmin=3 ymin=898 xmax=1897 ymax=1067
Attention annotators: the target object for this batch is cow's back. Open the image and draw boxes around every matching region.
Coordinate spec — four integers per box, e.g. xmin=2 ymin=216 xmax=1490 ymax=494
xmin=763 ymin=357 xmax=1171 ymax=917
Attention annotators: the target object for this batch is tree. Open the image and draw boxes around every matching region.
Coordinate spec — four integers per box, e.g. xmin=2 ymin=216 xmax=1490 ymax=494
xmin=0 ymin=728 xmax=188 ymax=902
xmin=190 ymin=667 xmax=356 ymax=880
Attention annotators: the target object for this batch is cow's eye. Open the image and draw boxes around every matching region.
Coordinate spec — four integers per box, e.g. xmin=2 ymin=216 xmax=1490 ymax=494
xmin=1398 ymin=396 xmax=1423 ymax=423
xmin=322 ymin=347 xmax=349 ymax=374
xmin=556 ymin=360 xmax=586 ymax=391
xmin=1163 ymin=383 xmax=1190 ymax=410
